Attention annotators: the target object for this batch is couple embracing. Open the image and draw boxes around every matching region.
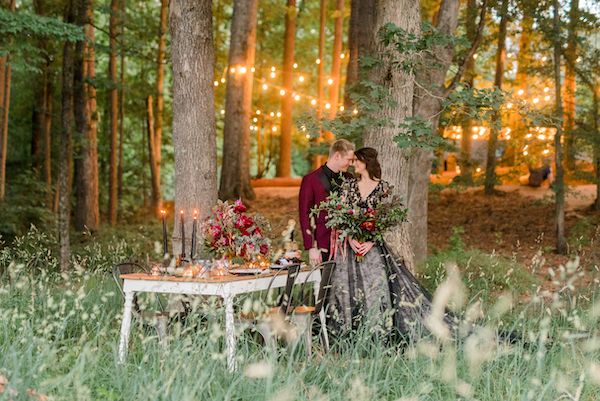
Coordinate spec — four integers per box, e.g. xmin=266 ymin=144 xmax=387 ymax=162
xmin=299 ymin=139 xmax=454 ymax=341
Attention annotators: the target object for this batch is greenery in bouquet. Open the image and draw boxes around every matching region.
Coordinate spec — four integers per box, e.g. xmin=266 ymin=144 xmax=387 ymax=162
xmin=202 ymin=199 xmax=271 ymax=262
xmin=311 ymin=189 xmax=407 ymax=261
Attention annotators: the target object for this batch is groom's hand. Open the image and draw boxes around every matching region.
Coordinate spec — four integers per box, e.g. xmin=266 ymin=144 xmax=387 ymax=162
xmin=309 ymin=248 xmax=322 ymax=266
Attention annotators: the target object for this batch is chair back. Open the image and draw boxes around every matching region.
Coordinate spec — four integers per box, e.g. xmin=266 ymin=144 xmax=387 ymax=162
xmin=298 ymin=261 xmax=336 ymax=316
xmin=278 ymin=263 xmax=301 ymax=315
xmin=112 ymin=262 xmax=147 ymax=313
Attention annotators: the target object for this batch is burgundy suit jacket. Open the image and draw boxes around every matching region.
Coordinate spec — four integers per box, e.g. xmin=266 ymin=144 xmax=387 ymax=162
xmin=299 ymin=166 xmax=350 ymax=251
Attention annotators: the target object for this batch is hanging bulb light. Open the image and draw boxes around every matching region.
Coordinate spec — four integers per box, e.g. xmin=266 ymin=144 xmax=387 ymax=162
xmin=262 ymin=83 xmax=268 ymax=91
xmin=294 ymin=94 xmax=301 ymax=101
xmin=339 ymin=105 xmax=345 ymax=112
xmin=293 ymin=63 xmax=298 ymax=69
xmin=310 ymin=99 xmax=317 ymax=106
xmin=316 ymin=58 xmax=321 ymax=64
xmin=298 ymin=75 xmax=305 ymax=83
xmin=325 ymin=103 xmax=331 ymax=110
xmin=239 ymin=66 xmax=247 ymax=74
xmin=276 ymin=112 xmax=282 ymax=118
xmin=214 ymin=81 xmax=219 ymax=86
xmin=327 ymin=78 xmax=334 ymax=86
xmin=279 ymin=89 xmax=286 ymax=96
xmin=353 ymin=108 xmax=358 ymax=115
xmin=220 ymin=78 xmax=226 ymax=83
xmin=270 ymin=72 xmax=276 ymax=78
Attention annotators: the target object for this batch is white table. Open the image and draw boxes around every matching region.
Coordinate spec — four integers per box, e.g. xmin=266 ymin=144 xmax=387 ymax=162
xmin=117 ymin=269 xmax=324 ymax=371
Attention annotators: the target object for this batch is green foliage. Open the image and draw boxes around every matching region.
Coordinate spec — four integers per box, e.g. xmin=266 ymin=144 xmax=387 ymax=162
xmin=0 ymin=9 xmax=83 ymax=43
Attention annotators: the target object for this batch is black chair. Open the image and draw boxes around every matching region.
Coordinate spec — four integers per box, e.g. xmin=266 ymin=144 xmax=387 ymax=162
xmin=236 ymin=263 xmax=302 ymax=347
xmin=290 ymin=260 xmax=336 ymax=357
xmin=112 ymin=262 xmax=173 ymax=343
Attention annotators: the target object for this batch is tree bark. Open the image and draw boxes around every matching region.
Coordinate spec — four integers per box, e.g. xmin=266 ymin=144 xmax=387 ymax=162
xmin=170 ymin=0 xmax=218 ymax=255
xmin=327 ymin=0 xmax=344 ymax=125
xmin=146 ymin=95 xmax=161 ymax=214
xmin=458 ymin=0 xmax=478 ymax=183
xmin=73 ymin=0 xmax=100 ymax=231
xmin=409 ymin=0 xmax=460 ymax=266
xmin=43 ymin=78 xmax=53 ymax=207
xmin=364 ymin=0 xmax=421 ymax=273
xmin=483 ymin=0 xmax=508 ymax=195
xmin=312 ymin=0 xmax=327 ymax=170
xmin=117 ymin=0 xmax=126 ymax=205
xmin=219 ymin=0 xmax=258 ymax=201
xmin=552 ymin=0 xmax=566 ymax=254
xmin=108 ymin=0 xmax=119 ymax=224
xmin=276 ymin=0 xmax=296 ymax=178
xmin=563 ymin=0 xmax=578 ymax=170
xmin=344 ymin=0 xmax=376 ymax=107
xmin=593 ymin=89 xmax=600 ymax=210
xmin=0 ymin=0 xmax=16 ymax=202
xmin=152 ymin=0 xmax=168 ymax=214
xmin=59 ymin=0 xmax=76 ymax=271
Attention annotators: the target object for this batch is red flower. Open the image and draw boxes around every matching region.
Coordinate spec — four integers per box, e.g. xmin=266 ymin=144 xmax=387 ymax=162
xmin=348 ymin=209 xmax=354 ymax=215
xmin=260 ymin=244 xmax=269 ymax=255
xmin=234 ymin=199 xmax=247 ymax=213
xmin=253 ymin=227 xmax=262 ymax=235
xmin=336 ymin=204 xmax=342 ymax=210
xmin=360 ymin=220 xmax=376 ymax=232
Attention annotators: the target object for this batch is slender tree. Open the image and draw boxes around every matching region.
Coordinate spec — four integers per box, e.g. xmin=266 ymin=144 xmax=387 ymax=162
xmin=563 ymin=0 xmax=579 ymax=170
xmin=59 ymin=0 xmax=76 ymax=271
xmin=170 ymin=0 xmax=218 ymax=254
xmin=151 ymin=0 xmax=169 ymax=214
xmin=276 ymin=0 xmax=296 ymax=177
xmin=344 ymin=0 xmax=375 ymax=107
xmin=219 ymin=0 xmax=258 ymax=201
xmin=108 ymin=0 xmax=119 ymax=224
xmin=458 ymin=0 xmax=478 ymax=183
xmin=327 ymin=0 xmax=344 ymax=125
xmin=312 ymin=0 xmax=327 ymax=170
xmin=146 ymin=95 xmax=161 ymax=212
xmin=117 ymin=0 xmax=126 ymax=205
xmin=552 ymin=0 xmax=566 ymax=254
xmin=484 ymin=0 xmax=509 ymax=195
xmin=73 ymin=0 xmax=100 ymax=231
xmin=0 ymin=0 xmax=16 ymax=202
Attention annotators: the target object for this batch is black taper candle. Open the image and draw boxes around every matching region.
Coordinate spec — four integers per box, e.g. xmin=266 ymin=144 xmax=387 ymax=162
xmin=161 ymin=210 xmax=168 ymax=256
xmin=180 ymin=210 xmax=186 ymax=258
xmin=191 ymin=210 xmax=198 ymax=259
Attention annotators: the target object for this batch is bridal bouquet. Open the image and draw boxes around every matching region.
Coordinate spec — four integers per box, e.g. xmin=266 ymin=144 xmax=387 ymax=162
xmin=203 ymin=199 xmax=271 ymax=262
xmin=311 ymin=190 xmax=407 ymax=261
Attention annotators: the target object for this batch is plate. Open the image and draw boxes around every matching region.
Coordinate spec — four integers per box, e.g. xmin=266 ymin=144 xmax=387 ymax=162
xmin=228 ymin=268 xmax=265 ymax=275
xmin=270 ymin=262 xmax=302 ymax=270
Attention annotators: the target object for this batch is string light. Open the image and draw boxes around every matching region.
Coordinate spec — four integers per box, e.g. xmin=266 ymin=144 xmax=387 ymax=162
xmin=271 ymin=66 xmax=276 ymax=72
xmin=214 ymin=81 xmax=219 ymax=86
xmin=543 ymin=149 xmax=550 ymax=154
xmin=339 ymin=105 xmax=345 ymax=112
xmin=251 ymin=67 xmax=255 ymax=72
xmin=315 ymin=58 xmax=321 ymax=64
xmin=220 ymin=78 xmax=226 ymax=83
xmin=239 ymin=66 xmax=247 ymax=74
xmin=270 ymin=72 xmax=276 ymax=78
xmin=517 ymin=89 xmax=524 ymax=96
xmin=262 ymin=83 xmax=268 ymax=91
xmin=220 ymin=109 xmax=225 ymax=115
xmin=473 ymin=53 xmax=478 ymax=59
xmin=269 ymin=112 xmax=275 ymax=117
xmin=271 ymin=126 xmax=277 ymax=132
xmin=279 ymin=89 xmax=286 ymax=96
xmin=294 ymin=94 xmax=301 ymax=101
xmin=340 ymin=53 xmax=346 ymax=59
xmin=544 ymin=95 xmax=551 ymax=101
xmin=541 ymin=56 xmax=547 ymax=62
xmin=310 ymin=99 xmax=317 ymax=106
xmin=353 ymin=108 xmax=358 ymax=115
xmin=506 ymin=102 xmax=513 ymax=109
xmin=253 ymin=117 xmax=258 ymax=122
xmin=325 ymin=103 xmax=331 ymax=110
xmin=305 ymin=134 xmax=310 ymax=139
xmin=327 ymin=78 xmax=334 ymax=85
xmin=276 ymin=112 xmax=281 ymax=118
xmin=298 ymin=75 xmax=305 ymax=83
xmin=533 ymin=98 xmax=539 ymax=104
xmin=544 ymin=87 xmax=550 ymax=93
xmin=256 ymin=110 xmax=261 ymax=115
xmin=293 ymin=63 xmax=298 ymax=69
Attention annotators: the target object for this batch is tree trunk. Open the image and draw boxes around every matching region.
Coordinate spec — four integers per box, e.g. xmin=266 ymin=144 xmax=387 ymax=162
xmin=276 ymin=0 xmax=296 ymax=178
xmin=0 ymin=0 xmax=16 ymax=202
xmin=73 ymin=0 xmax=100 ymax=231
xmin=170 ymin=0 xmax=218 ymax=255
xmin=327 ymin=0 xmax=344 ymax=125
xmin=108 ymin=0 xmax=119 ymax=225
xmin=59 ymin=0 xmax=76 ymax=271
xmin=458 ymin=0 xmax=478 ymax=183
xmin=563 ymin=0 xmax=578 ymax=170
xmin=152 ymin=0 xmax=168 ymax=214
xmin=506 ymin=11 xmax=533 ymax=165
xmin=31 ymin=78 xmax=44 ymax=172
xmin=312 ymin=0 xmax=327 ymax=170
xmin=146 ymin=95 xmax=161 ymax=213
xmin=44 ymin=78 xmax=53 ymax=207
xmin=483 ymin=0 xmax=508 ymax=195
xmin=219 ymin=0 xmax=258 ymax=201
xmin=117 ymin=0 xmax=126 ymax=205
xmin=344 ymin=0 xmax=376 ymax=107
xmin=364 ymin=0 xmax=421 ymax=273
xmin=593 ymin=89 xmax=600 ymax=211
xmin=552 ymin=0 xmax=566 ymax=254
xmin=409 ymin=0 xmax=460 ymax=266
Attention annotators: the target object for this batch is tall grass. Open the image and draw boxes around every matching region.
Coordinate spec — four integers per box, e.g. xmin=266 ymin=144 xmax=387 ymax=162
xmin=1 ymin=229 xmax=600 ymax=400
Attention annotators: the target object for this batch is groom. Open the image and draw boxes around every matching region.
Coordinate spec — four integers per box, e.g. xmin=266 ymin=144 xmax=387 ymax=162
xmin=299 ymin=139 xmax=355 ymax=266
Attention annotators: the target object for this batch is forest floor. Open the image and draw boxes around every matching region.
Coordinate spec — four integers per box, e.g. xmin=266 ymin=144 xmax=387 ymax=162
xmin=251 ymin=183 xmax=600 ymax=290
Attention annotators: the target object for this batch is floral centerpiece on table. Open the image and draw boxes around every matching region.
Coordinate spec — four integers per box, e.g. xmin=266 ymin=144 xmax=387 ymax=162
xmin=203 ymin=199 xmax=271 ymax=263
xmin=311 ymin=188 xmax=407 ymax=261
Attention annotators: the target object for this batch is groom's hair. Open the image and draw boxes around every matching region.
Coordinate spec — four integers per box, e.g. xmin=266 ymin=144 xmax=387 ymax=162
xmin=329 ymin=139 xmax=355 ymax=157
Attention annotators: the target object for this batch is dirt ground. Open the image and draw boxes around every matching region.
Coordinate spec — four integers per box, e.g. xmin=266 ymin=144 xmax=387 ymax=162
xmin=251 ymin=184 xmax=600 ymax=276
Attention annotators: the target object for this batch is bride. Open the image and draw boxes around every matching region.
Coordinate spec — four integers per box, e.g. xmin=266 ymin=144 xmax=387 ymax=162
xmin=327 ymin=147 xmax=455 ymax=341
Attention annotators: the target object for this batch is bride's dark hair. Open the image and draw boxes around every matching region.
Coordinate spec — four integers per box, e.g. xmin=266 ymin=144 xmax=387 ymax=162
xmin=354 ymin=147 xmax=381 ymax=180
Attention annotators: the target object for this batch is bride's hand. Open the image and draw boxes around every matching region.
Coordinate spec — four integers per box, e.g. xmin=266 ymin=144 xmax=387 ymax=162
xmin=358 ymin=241 xmax=374 ymax=255
xmin=348 ymin=238 xmax=361 ymax=253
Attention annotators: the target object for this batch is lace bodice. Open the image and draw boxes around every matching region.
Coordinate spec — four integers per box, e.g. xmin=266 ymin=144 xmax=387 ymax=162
xmin=340 ymin=177 xmax=391 ymax=210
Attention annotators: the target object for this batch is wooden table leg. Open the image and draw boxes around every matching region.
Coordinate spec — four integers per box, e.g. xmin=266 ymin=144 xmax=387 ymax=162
xmin=118 ymin=291 xmax=135 ymax=364
xmin=223 ymin=293 xmax=236 ymax=371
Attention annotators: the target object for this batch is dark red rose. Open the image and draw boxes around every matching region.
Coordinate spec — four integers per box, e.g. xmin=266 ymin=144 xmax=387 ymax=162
xmin=260 ymin=244 xmax=269 ymax=255
xmin=360 ymin=220 xmax=376 ymax=232
xmin=239 ymin=244 xmax=247 ymax=257
xmin=336 ymin=204 xmax=342 ymax=210
xmin=348 ymin=209 xmax=354 ymax=215
xmin=253 ymin=227 xmax=262 ymax=235
xmin=234 ymin=199 xmax=247 ymax=213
